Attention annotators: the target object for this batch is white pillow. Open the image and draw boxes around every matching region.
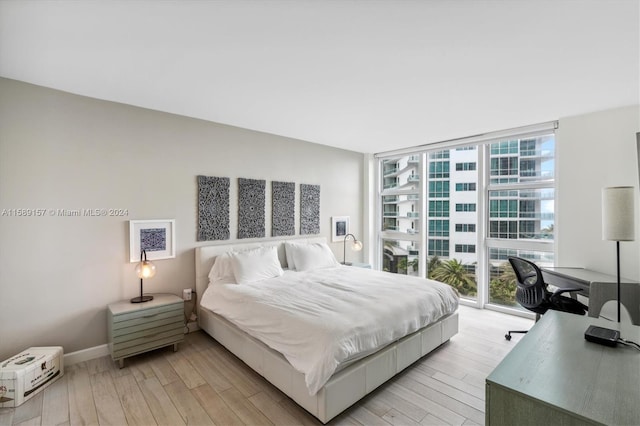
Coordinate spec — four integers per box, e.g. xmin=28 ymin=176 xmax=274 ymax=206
xmin=231 ymin=246 xmax=284 ymax=284
xmin=208 ymin=251 xmax=236 ymax=285
xmin=291 ymin=242 xmax=339 ymax=272
xmin=284 ymin=242 xmax=302 ymax=270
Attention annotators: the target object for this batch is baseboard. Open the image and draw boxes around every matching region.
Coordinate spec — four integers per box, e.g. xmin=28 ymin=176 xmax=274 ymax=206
xmin=64 ymin=326 xmax=200 ymax=366
xmin=187 ymin=321 xmax=200 ymax=333
xmin=64 ymin=344 xmax=110 ymax=366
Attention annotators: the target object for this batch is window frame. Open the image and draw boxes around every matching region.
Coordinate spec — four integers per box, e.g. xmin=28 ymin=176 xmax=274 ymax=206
xmin=375 ymin=121 xmax=557 ymax=315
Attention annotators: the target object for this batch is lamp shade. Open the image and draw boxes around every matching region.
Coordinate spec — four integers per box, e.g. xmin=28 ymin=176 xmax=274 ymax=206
xmin=135 ymin=260 xmax=156 ymax=279
xmin=602 ymin=186 xmax=635 ymax=241
xmin=352 ymin=240 xmax=363 ymax=251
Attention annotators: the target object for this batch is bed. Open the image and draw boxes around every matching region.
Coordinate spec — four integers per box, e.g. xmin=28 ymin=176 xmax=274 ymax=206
xmin=195 ymin=237 xmax=459 ymax=423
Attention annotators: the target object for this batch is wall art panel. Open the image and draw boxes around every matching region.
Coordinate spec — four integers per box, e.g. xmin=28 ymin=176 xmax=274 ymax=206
xmin=272 ymin=181 xmax=295 ymax=237
xmin=197 ymin=175 xmax=230 ymax=241
xmin=300 ymin=183 xmax=320 ymax=235
xmin=238 ymin=178 xmax=266 ymax=239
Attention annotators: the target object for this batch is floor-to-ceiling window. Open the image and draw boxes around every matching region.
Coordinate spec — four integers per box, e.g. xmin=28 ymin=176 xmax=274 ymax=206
xmin=381 ymin=155 xmax=421 ymax=275
xmin=486 ymin=134 xmax=555 ymax=312
xmin=376 ymin=123 xmax=556 ymax=314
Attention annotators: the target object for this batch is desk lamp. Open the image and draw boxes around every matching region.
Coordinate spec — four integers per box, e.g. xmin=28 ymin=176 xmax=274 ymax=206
xmin=132 ymin=249 xmax=156 ymax=303
xmin=342 ymin=233 xmax=363 ymax=265
xmin=602 ymin=186 xmax=635 ymax=322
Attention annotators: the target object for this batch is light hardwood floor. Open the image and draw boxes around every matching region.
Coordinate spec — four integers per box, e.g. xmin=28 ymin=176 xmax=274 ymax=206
xmin=0 ymin=305 xmax=532 ymax=426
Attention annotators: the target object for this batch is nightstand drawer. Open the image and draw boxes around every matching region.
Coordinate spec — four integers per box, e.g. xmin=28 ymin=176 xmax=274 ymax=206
xmin=113 ymin=320 xmax=184 ymax=345
xmin=112 ymin=309 xmax=183 ymax=335
xmin=111 ymin=302 xmax=183 ymax=326
xmin=113 ymin=333 xmax=184 ymax=359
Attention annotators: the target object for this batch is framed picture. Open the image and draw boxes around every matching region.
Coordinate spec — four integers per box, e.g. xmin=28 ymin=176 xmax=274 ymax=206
xmin=129 ymin=219 xmax=175 ymax=262
xmin=331 ymin=216 xmax=350 ymax=242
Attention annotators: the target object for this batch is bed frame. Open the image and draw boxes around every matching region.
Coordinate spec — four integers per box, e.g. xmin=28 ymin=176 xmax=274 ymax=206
xmin=195 ymin=237 xmax=458 ymax=424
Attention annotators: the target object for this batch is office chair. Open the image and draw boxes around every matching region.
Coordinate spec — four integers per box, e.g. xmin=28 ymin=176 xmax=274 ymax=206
xmin=505 ymin=256 xmax=587 ymax=341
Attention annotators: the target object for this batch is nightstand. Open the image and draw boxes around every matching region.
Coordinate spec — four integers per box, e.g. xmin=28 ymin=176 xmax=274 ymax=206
xmin=107 ymin=294 xmax=184 ymax=368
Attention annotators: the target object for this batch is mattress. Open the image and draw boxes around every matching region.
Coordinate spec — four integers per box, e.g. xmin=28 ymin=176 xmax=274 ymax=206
xmin=200 ymin=265 xmax=459 ymax=394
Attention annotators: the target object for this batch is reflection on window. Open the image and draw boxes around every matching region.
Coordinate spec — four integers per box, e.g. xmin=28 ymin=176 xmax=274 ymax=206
xmin=429 ymin=220 xmax=450 ymax=237
xmin=429 ymin=161 xmax=450 ymax=179
xmin=429 ymin=181 xmax=450 ymax=198
xmin=455 ymin=244 xmax=476 ymax=253
xmin=455 ymin=224 xmax=476 ymax=232
xmin=428 ymin=200 xmax=450 ymax=217
xmin=455 ymin=203 xmax=476 ymax=212
xmin=456 ymin=162 xmax=477 ymax=171
xmin=428 ymin=239 xmax=449 ymax=257
xmin=455 ymin=182 xmax=476 ymax=191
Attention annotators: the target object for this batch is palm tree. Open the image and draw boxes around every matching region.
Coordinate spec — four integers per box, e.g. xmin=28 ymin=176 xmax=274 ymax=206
xmin=408 ymin=258 xmax=419 ymax=274
xmin=496 ymin=261 xmax=517 ymax=285
xmin=397 ymin=257 xmax=408 ymax=274
xmin=432 ymin=258 xmax=477 ymax=295
xmin=489 ymin=261 xmax=518 ymax=304
xmin=426 ymin=255 xmax=442 ymax=279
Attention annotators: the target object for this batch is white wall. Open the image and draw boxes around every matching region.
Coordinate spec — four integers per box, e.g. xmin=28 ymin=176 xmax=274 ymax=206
xmin=0 ymin=78 xmax=364 ymax=360
xmin=556 ymin=105 xmax=640 ymax=280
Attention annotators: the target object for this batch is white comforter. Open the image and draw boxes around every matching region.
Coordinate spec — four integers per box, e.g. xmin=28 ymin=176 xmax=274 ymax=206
xmin=200 ymin=266 xmax=458 ymax=395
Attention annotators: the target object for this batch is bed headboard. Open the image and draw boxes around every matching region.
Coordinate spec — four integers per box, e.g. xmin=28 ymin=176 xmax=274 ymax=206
xmin=194 ymin=237 xmax=327 ymax=304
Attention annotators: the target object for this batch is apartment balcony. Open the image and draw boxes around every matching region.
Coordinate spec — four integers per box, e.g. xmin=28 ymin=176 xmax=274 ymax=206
xmin=519 ymin=149 xmax=554 ymax=159
xmin=407 ymin=229 xmax=419 ymax=235
xmin=383 ymin=166 xmax=399 ymax=177
xmin=383 ymin=211 xmax=399 ymax=217
xmin=383 ymin=196 xmax=399 ymax=203
xmin=518 ymin=212 xmax=555 ymax=220
xmin=394 ymin=163 xmax=419 ymax=178
xmin=407 ymin=175 xmax=420 ymax=182
xmin=408 ymin=155 xmax=420 ymax=164
xmin=406 ymin=212 xmax=419 ymax=218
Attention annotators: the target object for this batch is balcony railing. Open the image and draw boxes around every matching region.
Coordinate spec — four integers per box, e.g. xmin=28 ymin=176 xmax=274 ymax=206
xmin=383 ymin=166 xmax=399 ymax=176
xmin=519 ymin=149 xmax=554 ymax=158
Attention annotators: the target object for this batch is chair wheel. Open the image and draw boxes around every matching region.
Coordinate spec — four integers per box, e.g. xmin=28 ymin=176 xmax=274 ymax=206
xmin=505 ymin=334 xmax=511 ymax=341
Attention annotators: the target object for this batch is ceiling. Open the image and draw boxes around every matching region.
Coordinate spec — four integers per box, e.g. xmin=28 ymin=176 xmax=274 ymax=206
xmin=1 ymin=1 xmax=638 ymax=154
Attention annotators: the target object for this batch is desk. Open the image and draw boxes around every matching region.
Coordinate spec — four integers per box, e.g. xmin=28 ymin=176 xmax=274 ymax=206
xmin=541 ymin=267 xmax=640 ymax=325
xmin=486 ymin=310 xmax=640 ymax=425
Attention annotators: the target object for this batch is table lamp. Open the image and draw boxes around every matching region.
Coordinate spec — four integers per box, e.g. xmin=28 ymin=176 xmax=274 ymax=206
xmin=602 ymin=186 xmax=635 ymax=322
xmin=132 ymin=249 xmax=156 ymax=303
xmin=342 ymin=233 xmax=363 ymax=265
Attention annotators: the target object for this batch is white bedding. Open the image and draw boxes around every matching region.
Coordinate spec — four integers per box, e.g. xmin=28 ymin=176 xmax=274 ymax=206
xmin=200 ymin=265 xmax=458 ymax=395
